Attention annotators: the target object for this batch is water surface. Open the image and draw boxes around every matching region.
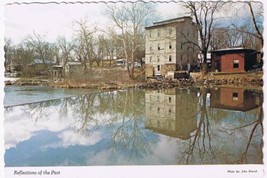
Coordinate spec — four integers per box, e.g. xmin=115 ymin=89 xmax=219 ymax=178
xmin=4 ymin=86 xmax=263 ymax=166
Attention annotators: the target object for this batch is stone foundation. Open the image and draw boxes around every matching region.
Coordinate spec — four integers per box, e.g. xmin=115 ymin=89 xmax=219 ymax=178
xmin=161 ymin=64 xmax=176 ymax=77
xmin=145 ymin=64 xmax=154 ymax=78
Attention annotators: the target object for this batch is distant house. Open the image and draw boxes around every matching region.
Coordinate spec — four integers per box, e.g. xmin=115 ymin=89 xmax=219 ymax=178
xmin=64 ymin=61 xmax=83 ymax=77
xmin=145 ymin=16 xmax=199 ymax=79
xmin=210 ymin=87 xmax=261 ymax=111
xmin=51 ymin=65 xmax=63 ymax=81
xmin=210 ymin=48 xmax=258 ymax=73
xmin=26 ymin=58 xmax=56 ymax=76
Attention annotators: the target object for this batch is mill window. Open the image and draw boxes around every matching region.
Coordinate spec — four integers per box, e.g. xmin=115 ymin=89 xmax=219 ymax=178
xmin=233 ymin=59 xmax=239 ymax=68
xmin=157 ymin=65 xmax=161 ymax=71
xmin=169 ymin=42 xmax=172 ymax=49
xmin=169 ymin=55 xmax=172 ymax=62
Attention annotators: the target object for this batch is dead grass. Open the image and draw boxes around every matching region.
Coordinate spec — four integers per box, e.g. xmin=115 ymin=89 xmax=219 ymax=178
xmin=56 ymin=67 xmax=144 ymax=88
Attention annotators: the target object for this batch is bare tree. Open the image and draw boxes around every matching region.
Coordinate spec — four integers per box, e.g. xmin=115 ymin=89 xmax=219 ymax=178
xmin=57 ymin=36 xmax=74 ymax=68
xmin=25 ymin=32 xmax=58 ymax=74
xmin=210 ymin=28 xmax=229 ymax=50
xmin=229 ymin=2 xmax=263 ymax=51
xmin=93 ymin=35 xmax=106 ymax=67
xmin=72 ymin=19 xmax=97 ymax=73
xmin=102 ymin=28 xmax=118 ymax=67
xmin=4 ymin=38 xmax=13 ymax=72
xmin=13 ymin=45 xmax=35 ymax=75
xmin=247 ymin=2 xmax=263 ymax=48
xmin=106 ymin=2 xmax=155 ymax=79
xmin=181 ymin=1 xmax=222 ymax=74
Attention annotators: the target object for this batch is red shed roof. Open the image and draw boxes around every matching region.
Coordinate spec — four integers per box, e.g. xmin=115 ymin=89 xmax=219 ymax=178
xmin=211 ymin=47 xmax=256 ymax=53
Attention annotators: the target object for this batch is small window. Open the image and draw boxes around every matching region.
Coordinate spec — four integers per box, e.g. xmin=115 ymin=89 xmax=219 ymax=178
xmin=233 ymin=59 xmax=239 ymax=68
xmin=157 ymin=65 xmax=160 ymax=71
xmin=169 ymin=55 xmax=172 ymax=62
xmin=157 ymin=56 xmax=160 ymax=62
xmin=158 ymin=43 xmax=160 ymax=50
xmin=169 ymin=97 xmax=172 ymax=103
xmin=169 ymin=42 xmax=172 ymax=49
xmin=233 ymin=92 xmax=238 ymax=101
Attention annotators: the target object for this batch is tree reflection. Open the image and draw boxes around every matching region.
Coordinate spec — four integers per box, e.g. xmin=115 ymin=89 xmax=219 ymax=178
xmin=19 ymin=89 xmax=153 ymax=160
xmin=179 ymin=87 xmax=215 ymax=164
xmin=70 ymin=94 xmax=100 ymax=132
xmin=178 ymin=87 xmax=263 ymax=165
xmin=5 ymin=87 xmax=263 ymax=165
xmin=104 ymin=90 xmax=155 ymax=159
xmin=234 ymin=109 xmax=263 ymax=163
xmin=24 ymin=99 xmax=62 ymax=122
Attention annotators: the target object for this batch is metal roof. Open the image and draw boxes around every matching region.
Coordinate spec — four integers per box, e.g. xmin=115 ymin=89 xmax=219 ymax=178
xmin=211 ymin=47 xmax=256 ymax=53
xmin=145 ymin=16 xmax=192 ymax=29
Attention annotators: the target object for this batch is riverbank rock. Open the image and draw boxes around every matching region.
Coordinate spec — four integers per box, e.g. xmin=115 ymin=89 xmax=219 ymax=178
xmin=6 ymin=79 xmax=49 ymax=86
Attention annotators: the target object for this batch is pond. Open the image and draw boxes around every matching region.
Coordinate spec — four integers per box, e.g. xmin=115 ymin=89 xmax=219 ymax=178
xmin=4 ymin=86 xmax=263 ymax=166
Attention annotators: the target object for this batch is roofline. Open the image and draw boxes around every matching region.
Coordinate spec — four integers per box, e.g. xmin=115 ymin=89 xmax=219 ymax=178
xmin=211 ymin=47 xmax=257 ymax=52
xmin=153 ymin=16 xmax=192 ymax=25
xmin=145 ymin=16 xmax=193 ymax=29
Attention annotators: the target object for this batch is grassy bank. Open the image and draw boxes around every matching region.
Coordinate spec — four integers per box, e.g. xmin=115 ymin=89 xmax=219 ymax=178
xmin=6 ymin=68 xmax=263 ymax=90
xmin=50 ymin=67 xmax=144 ymax=89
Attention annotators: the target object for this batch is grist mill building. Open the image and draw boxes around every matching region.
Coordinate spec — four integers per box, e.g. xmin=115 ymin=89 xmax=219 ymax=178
xmin=145 ymin=16 xmax=199 ymax=79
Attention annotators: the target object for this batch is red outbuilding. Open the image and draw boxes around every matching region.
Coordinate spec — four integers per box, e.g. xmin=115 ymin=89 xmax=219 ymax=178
xmin=211 ymin=48 xmax=258 ymax=73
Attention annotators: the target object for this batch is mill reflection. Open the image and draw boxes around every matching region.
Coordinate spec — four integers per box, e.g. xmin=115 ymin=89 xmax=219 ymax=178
xmin=145 ymin=88 xmax=198 ymax=140
xmin=210 ymin=87 xmax=261 ymax=111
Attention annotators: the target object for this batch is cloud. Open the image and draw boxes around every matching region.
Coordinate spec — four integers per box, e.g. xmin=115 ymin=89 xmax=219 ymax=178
xmin=43 ymin=130 xmax=102 ymax=149
xmin=4 ymin=105 xmax=70 ymax=149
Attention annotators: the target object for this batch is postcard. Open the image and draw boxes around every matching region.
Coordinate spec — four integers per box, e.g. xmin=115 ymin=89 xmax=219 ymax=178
xmin=1 ymin=0 xmax=265 ymax=178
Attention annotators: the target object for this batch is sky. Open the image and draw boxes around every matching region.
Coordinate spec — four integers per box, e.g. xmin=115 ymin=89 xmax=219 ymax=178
xmin=4 ymin=0 xmax=264 ymax=45
xmin=3 ymin=0 xmax=181 ymax=44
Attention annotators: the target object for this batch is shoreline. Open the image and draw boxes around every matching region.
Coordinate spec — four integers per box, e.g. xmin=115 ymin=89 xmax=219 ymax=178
xmin=5 ymin=71 xmax=263 ymax=91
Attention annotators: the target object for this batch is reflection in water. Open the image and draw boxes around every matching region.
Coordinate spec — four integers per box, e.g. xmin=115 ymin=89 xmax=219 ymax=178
xmin=210 ymin=87 xmax=261 ymax=111
xmin=145 ymin=88 xmax=197 ymax=140
xmin=4 ymin=87 xmax=263 ymax=166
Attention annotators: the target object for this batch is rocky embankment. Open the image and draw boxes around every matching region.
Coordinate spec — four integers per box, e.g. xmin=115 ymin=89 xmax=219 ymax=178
xmin=5 ymin=78 xmax=49 ymax=86
xmin=5 ymin=71 xmax=263 ymax=90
